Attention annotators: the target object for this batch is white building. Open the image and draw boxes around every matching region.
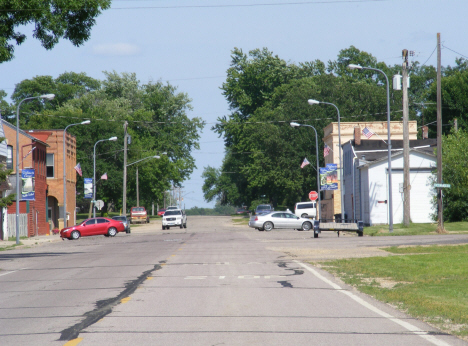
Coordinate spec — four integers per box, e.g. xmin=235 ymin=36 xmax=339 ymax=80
xmin=342 ymin=136 xmax=437 ymax=225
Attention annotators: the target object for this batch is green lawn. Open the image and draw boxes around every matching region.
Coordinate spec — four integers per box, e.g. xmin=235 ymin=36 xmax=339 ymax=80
xmin=365 ymin=221 xmax=468 ymax=236
xmin=321 ymin=244 xmax=468 ymax=339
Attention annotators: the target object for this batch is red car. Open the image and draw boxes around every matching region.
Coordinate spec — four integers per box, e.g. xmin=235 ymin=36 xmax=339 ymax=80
xmin=157 ymin=209 xmax=166 ymax=216
xmin=60 ymin=217 xmax=126 ymax=240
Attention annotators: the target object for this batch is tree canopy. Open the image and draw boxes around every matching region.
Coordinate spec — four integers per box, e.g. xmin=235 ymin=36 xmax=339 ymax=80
xmin=205 ymin=46 xmax=468 ymax=211
xmin=0 ymin=0 xmax=111 ymax=63
xmin=10 ymin=71 xmax=204 ymax=212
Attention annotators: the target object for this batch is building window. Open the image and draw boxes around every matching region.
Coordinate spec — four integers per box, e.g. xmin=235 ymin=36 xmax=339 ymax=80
xmin=6 ymin=145 xmax=13 ymax=169
xmin=46 ymin=153 xmax=54 ymax=178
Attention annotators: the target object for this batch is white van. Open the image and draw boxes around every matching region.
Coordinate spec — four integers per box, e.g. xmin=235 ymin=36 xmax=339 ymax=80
xmin=294 ymin=202 xmax=317 ymax=219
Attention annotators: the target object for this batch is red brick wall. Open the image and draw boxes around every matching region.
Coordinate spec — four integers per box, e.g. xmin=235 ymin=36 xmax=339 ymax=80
xmin=4 ymin=125 xmax=49 ymax=236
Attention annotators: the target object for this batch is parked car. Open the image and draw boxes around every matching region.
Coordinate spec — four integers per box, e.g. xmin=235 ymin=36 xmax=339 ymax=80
xmin=255 ymin=204 xmax=273 ymax=215
xmin=130 ymin=206 xmax=149 ymax=224
xmin=294 ymin=201 xmax=317 ymax=219
xmin=112 ymin=215 xmax=131 ymax=233
xmin=60 ymin=217 xmax=126 ymax=240
xmin=236 ymin=208 xmax=249 ymax=215
xmin=162 ymin=209 xmax=187 ymax=230
xmin=157 ymin=209 xmax=166 ymax=216
xmin=248 ymin=211 xmax=312 ymax=232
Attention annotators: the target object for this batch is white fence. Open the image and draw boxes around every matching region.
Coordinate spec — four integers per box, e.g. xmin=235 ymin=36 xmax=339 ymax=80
xmin=7 ymin=214 xmax=28 ymax=238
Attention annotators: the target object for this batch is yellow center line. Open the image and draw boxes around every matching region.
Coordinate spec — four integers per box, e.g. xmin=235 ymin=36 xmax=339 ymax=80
xmin=146 ymin=276 xmax=154 ymax=280
xmin=121 ymin=297 xmax=131 ymax=304
xmin=63 ymin=338 xmax=83 ymax=346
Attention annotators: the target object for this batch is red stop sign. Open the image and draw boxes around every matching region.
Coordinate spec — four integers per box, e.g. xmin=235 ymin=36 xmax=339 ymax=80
xmin=309 ymin=191 xmax=318 ymax=201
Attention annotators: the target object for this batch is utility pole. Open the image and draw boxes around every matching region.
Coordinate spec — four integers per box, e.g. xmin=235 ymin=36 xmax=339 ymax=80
xmin=436 ymin=33 xmax=445 ymax=233
xmin=122 ymin=121 xmax=128 ymax=215
xmin=136 ymin=166 xmax=139 ymax=207
xmin=402 ymin=49 xmax=411 ymax=226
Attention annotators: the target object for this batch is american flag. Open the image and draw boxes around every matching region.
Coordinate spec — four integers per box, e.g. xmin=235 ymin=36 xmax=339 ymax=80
xmin=300 ymin=158 xmax=310 ymax=169
xmin=324 ymin=144 xmax=330 ymax=157
xmin=362 ymin=126 xmax=375 ymax=139
xmin=101 ymin=172 xmax=108 ymax=180
xmin=74 ymin=163 xmax=82 ymax=177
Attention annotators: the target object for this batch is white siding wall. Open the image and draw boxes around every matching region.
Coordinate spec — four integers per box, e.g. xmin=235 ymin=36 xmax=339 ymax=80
xmin=366 ymin=151 xmax=436 ymax=225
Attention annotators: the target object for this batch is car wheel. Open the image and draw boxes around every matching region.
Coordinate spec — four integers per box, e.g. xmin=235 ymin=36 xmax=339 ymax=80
xmin=71 ymin=231 xmax=80 ymax=240
xmin=302 ymin=222 xmax=312 ymax=231
xmin=263 ymin=222 xmax=274 ymax=232
xmin=108 ymin=227 xmax=117 ymax=237
xmin=183 ymin=222 xmax=187 ymax=229
xmin=180 ymin=223 xmax=183 ymax=229
xmin=162 ymin=225 xmax=165 ymax=230
xmin=301 ymin=213 xmax=308 ymax=218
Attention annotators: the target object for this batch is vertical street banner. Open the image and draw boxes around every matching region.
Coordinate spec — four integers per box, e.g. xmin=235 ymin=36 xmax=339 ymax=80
xmin=21 ymin=169 xmax=35 ymax=200
xmin=84 ymin=178 xmax=93 ymax=199
xmin=320 ymin=163 xmax=338 ymax=191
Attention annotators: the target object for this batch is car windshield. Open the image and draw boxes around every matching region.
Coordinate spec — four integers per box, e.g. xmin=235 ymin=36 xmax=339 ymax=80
xmin=257 ymin=205 xmax=271 ymax=210
xmin=164 ymin=210 xmax=181 ymax=216
xmin=132 ymin=207 xmax=144 ymax=212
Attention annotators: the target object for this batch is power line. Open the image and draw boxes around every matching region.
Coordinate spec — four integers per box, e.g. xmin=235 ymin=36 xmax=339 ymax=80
xmin=420 ymin=45 xmax=437 ymax=67
xmin=442 ymin=45 xmax=468 ymax=60
xmin=110 ymin=0 xmax=389 ymax=10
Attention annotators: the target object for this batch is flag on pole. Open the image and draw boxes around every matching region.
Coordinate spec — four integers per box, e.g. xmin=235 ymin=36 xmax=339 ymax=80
xmin=101 ymin=172 xmax=108 ymax=180
xmin=362 ymin=126 xmax=375 ymax=139
xmin=74 ymin=163 xmax=82 ymax=177
xmin=324 ymin=144 xmax=331 ymax=157
xmin=300 ymin=158 xmax=310 ymax=169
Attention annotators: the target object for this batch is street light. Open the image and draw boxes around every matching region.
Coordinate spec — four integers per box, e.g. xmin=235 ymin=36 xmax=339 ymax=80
xmin=93 ymin=136 xmax=117 ymax=217
xmin=15 ymin=94 xmax=55 ymax=245
xmin=63 ymin=120 xmax=90 ymax=227
xmin=290 ymin=122 xmax=321 ymax=220
xmin=125 ymin=153 xmax=166 ymax=208
xmin=347 ymin=63 xmax=393 ymax=232
xmin=308 ymin=99 xmax=345 ymax=220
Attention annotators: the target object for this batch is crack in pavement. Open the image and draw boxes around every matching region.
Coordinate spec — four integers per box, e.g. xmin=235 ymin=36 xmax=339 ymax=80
xmin=58 ymin=261 xmax=165 ymax=341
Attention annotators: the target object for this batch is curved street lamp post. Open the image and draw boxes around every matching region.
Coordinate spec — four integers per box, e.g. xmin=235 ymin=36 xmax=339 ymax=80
xmin=63 ymin=120 xmax=90 ymax=227
xmin=290 ymin=122 xmax=321 ymax=220
xmin=308 ymin=99 xmax=345 ymax=220
xmin=15 ymin=94 xmax=55 ymax=245
xmin=93 ymin=137 xmax=118 ymax=218
xmin=348 ymin=64 xmax=393 ymax=232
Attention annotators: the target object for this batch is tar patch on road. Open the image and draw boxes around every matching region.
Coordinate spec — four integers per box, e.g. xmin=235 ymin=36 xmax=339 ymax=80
xmin=58 ymin=263 xmax=164 ymax=341
xmin=277 ymin=261 xmax=304 ymax=276
xmin=278 ymin=280 xmax=293 ymax=288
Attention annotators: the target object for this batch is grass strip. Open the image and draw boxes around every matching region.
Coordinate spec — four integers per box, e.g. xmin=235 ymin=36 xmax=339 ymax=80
xmin=365 ymin=221 xmax=468 ymax=236
xmin=320 ymin=244 xmax=468 ymax=339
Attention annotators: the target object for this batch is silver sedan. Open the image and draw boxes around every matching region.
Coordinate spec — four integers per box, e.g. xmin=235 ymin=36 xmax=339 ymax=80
xmin=248 ymin=211 xmax=313 ymax=232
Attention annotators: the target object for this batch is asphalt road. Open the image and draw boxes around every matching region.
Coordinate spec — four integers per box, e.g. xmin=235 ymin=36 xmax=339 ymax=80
xmin=0 ymin=216 xmax=467 ymax=346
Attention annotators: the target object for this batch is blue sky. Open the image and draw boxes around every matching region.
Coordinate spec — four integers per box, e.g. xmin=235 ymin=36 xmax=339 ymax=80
xmin=1 ymin=0 xmax=466 ymax=209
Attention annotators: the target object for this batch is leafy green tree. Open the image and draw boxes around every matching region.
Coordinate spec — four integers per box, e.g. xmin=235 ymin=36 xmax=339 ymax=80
xmin=21 ymin=71 xmax=204 ymax=211
xmin=439 ymin=129 xmax=468 ymax=221
xmin=0 ymin=0 xmax=111 ymax=63
xmin=11 ymin=72 xmax=101 ymax=122
xmin=424 ymin=64 xmax=468 ymax=136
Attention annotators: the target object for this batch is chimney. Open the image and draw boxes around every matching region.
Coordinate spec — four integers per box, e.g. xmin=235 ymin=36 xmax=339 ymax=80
xmin=354 ymin=127 xmax=361 ymax=145
xmin=422 ymin=126 xmax=429 ymax=139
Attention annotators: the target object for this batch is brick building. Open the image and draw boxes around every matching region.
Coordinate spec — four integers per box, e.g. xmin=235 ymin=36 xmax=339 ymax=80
xmin=29 ymin=129 xmax=78 ymax=229
xmin=2 ymin=120 xmax=50 ymax=237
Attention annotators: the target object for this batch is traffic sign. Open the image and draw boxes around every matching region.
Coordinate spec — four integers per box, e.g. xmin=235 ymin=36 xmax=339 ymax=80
xmin=434 ymin=184 xmax=451 ymax=188
xmin=309 ymin=191 xmax=318 ymax=201
xmin=95 ymin=200 xmax=104 ymax=210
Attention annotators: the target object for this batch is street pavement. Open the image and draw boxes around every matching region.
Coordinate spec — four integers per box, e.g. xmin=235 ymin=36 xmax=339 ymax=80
xmin=0 ymin=216 xmax=467 ymax=346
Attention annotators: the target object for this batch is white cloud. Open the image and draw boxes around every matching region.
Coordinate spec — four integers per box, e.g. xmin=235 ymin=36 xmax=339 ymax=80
xmin=92 ymin=43 xmax=140 ymax=56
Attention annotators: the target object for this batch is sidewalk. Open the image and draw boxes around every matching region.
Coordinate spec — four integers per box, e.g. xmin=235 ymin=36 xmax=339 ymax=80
xmin=0 ymin=233 xmax=63 ymax=249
